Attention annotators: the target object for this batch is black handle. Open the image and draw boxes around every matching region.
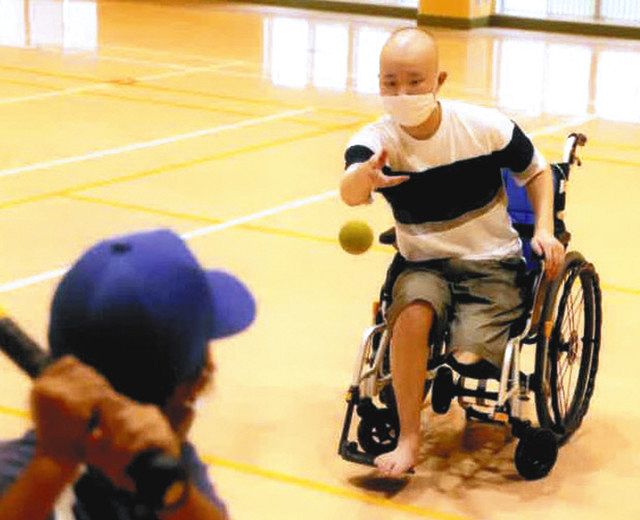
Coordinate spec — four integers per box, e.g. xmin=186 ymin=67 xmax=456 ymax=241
xmin=127 ymin=449 xmax=189 ymax=512
xmin=0 ymin=314 xmax=188 ymax=511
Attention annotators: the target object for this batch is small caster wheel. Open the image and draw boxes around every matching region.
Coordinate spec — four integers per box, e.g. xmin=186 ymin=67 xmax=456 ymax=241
xmin=357 ymin=407 xmax=399 ymax=456
xmin=432 ymin=366 xmax=454 ymax=414
xmin=514 ymin=428 xmax=558 ymax=480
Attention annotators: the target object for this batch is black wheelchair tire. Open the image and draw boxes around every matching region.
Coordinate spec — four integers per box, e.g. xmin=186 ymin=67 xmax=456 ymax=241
xmin=514 ymin=427 xmax=558 ymax=480
xmin=534 ymin=251 xmax=602 ymax=444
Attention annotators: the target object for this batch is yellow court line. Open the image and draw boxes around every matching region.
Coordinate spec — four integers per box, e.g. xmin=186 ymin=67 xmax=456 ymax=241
xmin=63 ymin=193 xmax=392 ymax=254
xmin=64 ymin=193 xmax=226 ymax=225
xmin=0 ymin=403 xmax=466 ymax=520
xmin=0 ymin=76 xmax=65 ymax=91
xmin=116 ymin=76 xmax=374 ymax=119
xmin=79 ymin=91 xmax=355 ymax=130
xmin=0 ymin=120 xmax=362 ymax=212
xmin=102 ymin=45 xmax=498 ymax=116
xmin=601 ymin=284 xmax=640 ymax=296
xmin=101 ymin=42 xmax=551 ymax=111
xmin=88 ymin=53 xmax=200 ymax=71
xmin=536 ymin=148 xmax=640 ymax=169
xmin=0 ymin=63 xmax=375 ymax=120
xmin=63 ymin=194 xmax=640 ymax=295
xmin=0 ymin=63 xmax=245 ymax=106
xmin=101 ymin=43 xmax=236 ymax=65
xmin=535 ymin=134 xmax=640 ymax=153
xmin=0 ymin=75 xmax=357 ymax=130
xmin=0 ymin=63 xmax=105 ymax=84
xmin=205 ymin=455 xmax=469 ymax=520
xmin=582 ymin=155 xmax=640 ymax=168
xmin=0 ymin=405 xmax=29 ymax=420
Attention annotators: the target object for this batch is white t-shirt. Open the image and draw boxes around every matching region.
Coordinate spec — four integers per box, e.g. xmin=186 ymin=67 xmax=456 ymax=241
xmin=344 ymin=99 xmax=547 ymax=262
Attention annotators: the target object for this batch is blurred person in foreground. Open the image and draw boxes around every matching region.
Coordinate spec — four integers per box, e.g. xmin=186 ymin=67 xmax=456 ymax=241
xmin=0 ymin=229 xmax=256 ymax=519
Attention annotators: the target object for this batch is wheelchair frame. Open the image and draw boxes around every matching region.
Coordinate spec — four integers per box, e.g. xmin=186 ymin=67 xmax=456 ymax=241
xmin=338 ymin=133 xmax=602 ymax=479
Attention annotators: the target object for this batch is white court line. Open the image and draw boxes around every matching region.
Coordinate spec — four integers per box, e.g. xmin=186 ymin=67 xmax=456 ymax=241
xmin=0 ymin=190 xmax=339 ymax=293
xmin=0 ymin=107 xmax=315 ymax=179
xmin=0 ymin=61 xmax=243 ymax=106
xmin=0 ymin=113 xmax=594 ymax=294
xmin=529 ymin=114 xmax=597 ymax=137
xmin=0 ymin=267 xmax=70 ymax=294
xmin=101 ymin=44 xmax=249 ymax=67
xmin=181 ymin=190 xmax=338 ymax=240
xmin=87 ymin=54 xmax=201 ymax=71
xmin=34 ymin=45 xmax=211 ymax=71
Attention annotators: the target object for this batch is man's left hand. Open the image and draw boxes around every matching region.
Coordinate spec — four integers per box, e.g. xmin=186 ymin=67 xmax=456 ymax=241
xmin=531 ymin=229 xmax=565 ymax=280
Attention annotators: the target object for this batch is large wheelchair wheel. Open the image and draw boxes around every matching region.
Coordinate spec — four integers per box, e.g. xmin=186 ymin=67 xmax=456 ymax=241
xmin=534 ymin=251 xmax=602 ymax=444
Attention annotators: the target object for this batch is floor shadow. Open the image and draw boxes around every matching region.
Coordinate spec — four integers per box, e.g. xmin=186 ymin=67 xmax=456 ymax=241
xmin=347 ymin=404 xmax=633 ymax=497
xmin=347 ymin=473 xmax=411 ymax=498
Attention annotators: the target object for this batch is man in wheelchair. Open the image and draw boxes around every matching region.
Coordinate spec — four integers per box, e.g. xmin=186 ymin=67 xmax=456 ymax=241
xmin=339 ymin=28 xmax=568 ymax=478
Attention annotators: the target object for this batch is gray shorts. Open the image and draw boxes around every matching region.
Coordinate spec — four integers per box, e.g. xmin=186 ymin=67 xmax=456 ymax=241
xmin=386 ymin=257 xmax=526 ymax=368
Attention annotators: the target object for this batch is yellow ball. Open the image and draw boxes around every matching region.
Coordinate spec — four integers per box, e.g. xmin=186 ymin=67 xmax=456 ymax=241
xmin=339 ymin=220 xmax=374 ymax=255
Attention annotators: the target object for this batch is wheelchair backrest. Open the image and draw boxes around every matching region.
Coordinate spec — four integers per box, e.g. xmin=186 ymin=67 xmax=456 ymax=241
xmin=501 ymin=163 xmax=570 ymax=272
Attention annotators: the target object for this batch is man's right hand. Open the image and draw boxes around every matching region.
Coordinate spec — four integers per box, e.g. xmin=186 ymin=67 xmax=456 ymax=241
xmin=341 ymin=149 xmax=411 ymax=206
xmin=356 ymin=149 xmax=410 ymax=191
xmin=31 ymin=356 xmax=112 ymax=468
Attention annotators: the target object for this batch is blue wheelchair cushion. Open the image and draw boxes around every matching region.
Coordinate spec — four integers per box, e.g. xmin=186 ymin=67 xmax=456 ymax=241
xmin=502 ymin=164 xmax=567 ymax=271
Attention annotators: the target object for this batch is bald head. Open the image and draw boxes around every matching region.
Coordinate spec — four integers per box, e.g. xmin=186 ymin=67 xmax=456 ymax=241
xmin=382 ymin=28 xmax=439 ymax=71
xmin=379 ymin=27 xmax=445 ymax=97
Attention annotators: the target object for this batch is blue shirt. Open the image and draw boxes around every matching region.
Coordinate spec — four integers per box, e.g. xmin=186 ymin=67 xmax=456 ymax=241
xmin=0 ymin=430 xmax=227 ymax=520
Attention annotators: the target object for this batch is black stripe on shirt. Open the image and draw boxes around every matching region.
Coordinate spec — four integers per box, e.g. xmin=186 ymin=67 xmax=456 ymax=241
xmin=359 ymin=124 xmax=535 ymax=224
xmin=344 ymin=145 xmax=375 ymax=169
xmin=377 ymin=154 xmax=504 ymax=224
xmin=496 ymin=123 xmax=535 ymax=174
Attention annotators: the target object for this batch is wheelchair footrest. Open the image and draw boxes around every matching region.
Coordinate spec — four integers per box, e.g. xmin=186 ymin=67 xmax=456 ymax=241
xmin=432 ymin=365 xmax=502 ymax=415
xmin=339 ymin=441 xmax=376 ymax=467
xmin=457 ymin=386 xmax=499 ymax=401
xmin=465 ymin=406 xmax=507 ymax=424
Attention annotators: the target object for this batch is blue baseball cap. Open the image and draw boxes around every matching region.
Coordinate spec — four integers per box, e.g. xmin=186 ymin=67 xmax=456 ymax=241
xmin=48 ymin=229 xmax=256 ymax=405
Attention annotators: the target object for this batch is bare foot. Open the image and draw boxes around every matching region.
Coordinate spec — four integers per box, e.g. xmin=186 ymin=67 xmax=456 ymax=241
xmin=374 ymin=437 xmax=419 ymax=477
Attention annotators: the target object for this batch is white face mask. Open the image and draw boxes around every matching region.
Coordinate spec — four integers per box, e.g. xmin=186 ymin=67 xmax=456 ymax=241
xmin=381 ymin=93 xmax=438 ymax=128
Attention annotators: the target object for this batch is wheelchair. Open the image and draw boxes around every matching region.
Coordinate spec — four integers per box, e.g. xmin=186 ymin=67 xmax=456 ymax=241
xmin=338 ymin=133 xmax=602 ymax=480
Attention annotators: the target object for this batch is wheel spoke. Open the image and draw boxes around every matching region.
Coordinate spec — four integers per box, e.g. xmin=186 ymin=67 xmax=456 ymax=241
xmin=558 ymin=356 xmax=571 ymax=391
xmin=567 ymin=283 xmax=578 ymax=333
xmin=561 ymin=274 xmax=587 ymax=419
xmin=558 ymin=381 xmax=566 ymax=417
xmin=566 ymin=363 xmax=575 ymax=410
xmin=574 ymin=292 xmax=585 ymax=341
